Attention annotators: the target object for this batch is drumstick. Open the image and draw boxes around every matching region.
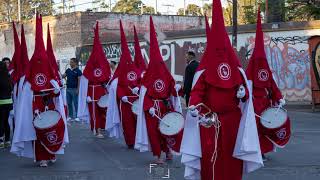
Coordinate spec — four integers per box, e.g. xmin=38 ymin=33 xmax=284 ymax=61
xmin=153 ymin=114 xmax=170 ymax=127
xmin=255 ymin=114 xmax=271 ymax=124
xmin=40 ymin=86 xmax=64 ymax=92
xmin=276 ymin=94 xmax=286 ymax=115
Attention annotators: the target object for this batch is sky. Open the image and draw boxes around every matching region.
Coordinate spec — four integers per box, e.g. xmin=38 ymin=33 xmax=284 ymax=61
xmin=53 ymin=0 xmax=227 ymax=15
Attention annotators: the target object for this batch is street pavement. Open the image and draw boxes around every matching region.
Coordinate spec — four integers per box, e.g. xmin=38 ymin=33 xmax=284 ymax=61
xmin=1 ymin=107 xmax=320 ymax=180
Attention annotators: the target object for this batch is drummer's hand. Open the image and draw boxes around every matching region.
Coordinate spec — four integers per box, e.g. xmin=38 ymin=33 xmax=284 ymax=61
xmin=174 ymin=84 xmax=182 ymax=91
xmin=53 ymin=87 xmax=60 ymax=94
xmin=149 ymin=107 xmax=156 ymax=117
xmin=279 ymin=98 xmax=286 ymax=107
xmin=236 ymin=85 xmax=246 ymax=99
xmin=132 ymin=87 xmax=140 ymax=95
xmin=34 ymin=109 xmax=40 ymax=115
xmin=188 ymin=105 xmax=199 ymax=117
xmin=86 ymin=96 xmax=92 ymax=103
xmin=121 ymin=96 xmax=129 ymax=103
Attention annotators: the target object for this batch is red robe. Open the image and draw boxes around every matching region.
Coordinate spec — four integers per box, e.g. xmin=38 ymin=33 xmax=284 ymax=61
xmin=189 ymin=73 xmax=248 ymax=180
xmin=252 ymin=78 xmax=282 ymax=153
xmin=87 ymin=83 xmax=107 ymax=131
xmin=117 ymin=85 xmax=139 ymax=146
xmin=143 ymin=82 xmax=183 ymax=157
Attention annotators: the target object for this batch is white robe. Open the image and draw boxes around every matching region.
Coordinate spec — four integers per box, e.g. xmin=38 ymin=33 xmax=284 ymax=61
xmin=134 ymin=85 xmax=182 ymax=152
xmin=180 ymin=68 xmax=263 ymax=179
xmin=106 ymin=78 xmax=122 ymax=138
xmin=77 ymin=76 xmax=90 ymax=124
xmin=10 ymin=80 xmax=69 ymax=159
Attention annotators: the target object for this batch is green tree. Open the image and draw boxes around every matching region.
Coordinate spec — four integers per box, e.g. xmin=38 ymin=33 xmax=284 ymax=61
xmin=177 ymin=4 xmax=202 ymax=16
xmin=143 ymin=6 xmax=156 ymax=14
xmin=0 ymin=0 xmax=18 ymax=22
xmin=112 ymin=0 xmax=142 ymax=14
xmin=222 ymin=0 xmax=258 ymax=25
xmin=286 ymin=0 xmax=320 ymax=21
xmin=24 ymin=0 xmax=54 ymax=19
xmin=223 ymin=2 xmax=233 ymax=26
xmin=92 ymin=0 xmax=109 ymax=12
xmin=203 ymin=3 xmax=212 ymax=16
xmin=267 ymin=0 xmax=285 ymax=22
xmin=0 ymin=0 xmax=54 ymax=22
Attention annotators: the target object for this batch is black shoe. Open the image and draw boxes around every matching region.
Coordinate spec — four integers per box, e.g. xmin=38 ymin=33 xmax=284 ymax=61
xmin=127 ymin=145 xmax=134 ymax=149
xmin=262 ymin=154 xmax=267 ymax=162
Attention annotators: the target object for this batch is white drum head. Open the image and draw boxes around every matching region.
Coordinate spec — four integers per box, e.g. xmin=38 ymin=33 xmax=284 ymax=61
xmin=34 ymin=110 xmax=61 ymax=129
xmin=131 ymin=100 xmax=140 ymax=115
xmin=261 ymin=107 xmax=287 ymax=129
xmin=159 ymin=112 xmax=184 ymax=136
xmin=97 ymin=94 xmax=108 ymax=108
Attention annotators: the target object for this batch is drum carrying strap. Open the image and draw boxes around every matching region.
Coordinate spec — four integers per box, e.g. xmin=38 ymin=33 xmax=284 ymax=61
xmin=211 ymin=116 xmax=221 ymax=180
xmin=153 ymin=100 xmax=162 ymax=118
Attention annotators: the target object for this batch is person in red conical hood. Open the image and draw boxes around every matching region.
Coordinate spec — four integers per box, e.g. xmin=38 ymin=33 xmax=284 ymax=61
xmin=133 ymin=26 xmax=147 ymax=73
xmin=181 ymin=0 xmax=263 ymax=179
xmin=202 ymin=0 xmax=242 ymax=88
xmin=136 ymin=16 xmax=183 ymax=164
xmin=246 ymin=7 xmax=290 ymax=159
xmin=194 ymin=13 xmax=211 ymax=73
xmin=113 ymin=21 xmax=142 ymax=148
xmin=46 ymin=23 xmax=61 ymax=86
xmin=82 ymin=21 xmax=110 ymax=138
xmin=12 ymin=15 xmax=68 ymax=168
xmin=25 ymin=15 xmax=56 ymax=92
xmin=20 ymin=24 xmax=29 ymax=79
xmin=141 ymin=17 xmax=175 ymax=99
xmin=83 ymin=22 xmax=111 ymax=84
xmin=8 ymin=22 xmax=21 ymax=83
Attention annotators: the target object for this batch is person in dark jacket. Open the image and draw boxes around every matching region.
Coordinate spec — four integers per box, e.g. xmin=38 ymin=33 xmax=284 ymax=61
xmin=0 ymin=61 xmax=13 ymax=148
xmin=183 ymin=50 xmax=199 ymax=106
xmin=2 ymin=57 xmax=10 ymax=69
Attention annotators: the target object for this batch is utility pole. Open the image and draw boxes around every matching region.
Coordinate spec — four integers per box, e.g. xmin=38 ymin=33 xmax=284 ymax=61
xmin=183 ymin=0 xmax=186 ymax=15
xmin=18 ymin=0 xmax=21 ymax=21
xmin=265 ymin=0 xmax=268 ymax=23
xmin=155 ymin=0 xmax=158 ymax=14
xmin=232 ymin=0 xmax=237 ymax=48
xmin=109 ymin=0 xmax=112 ymax=12
xmin=62 ymin=0 xmax=65 ymax=14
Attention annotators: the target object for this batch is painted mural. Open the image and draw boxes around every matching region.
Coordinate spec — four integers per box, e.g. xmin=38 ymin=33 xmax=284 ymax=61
xmin=240 ymin=33 xmax=311 ymax=102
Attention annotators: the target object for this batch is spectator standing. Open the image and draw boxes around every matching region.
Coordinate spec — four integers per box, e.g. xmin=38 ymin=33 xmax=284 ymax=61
xmin=2 ymin=57 xmax=11 ymax=69
xmin=62 ymin=58 xmax=82 ymax=121
xmin=0 ymin=61 xmax=13 ymax=148
xmin=183 ymin=50 xmax=199 ymax=106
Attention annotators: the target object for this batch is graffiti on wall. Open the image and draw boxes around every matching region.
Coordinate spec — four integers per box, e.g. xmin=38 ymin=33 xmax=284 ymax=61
xmin=76 ymin=38 xmax=207 ymax=82
xmin=240 ymin=34 xmax=311 ymax=102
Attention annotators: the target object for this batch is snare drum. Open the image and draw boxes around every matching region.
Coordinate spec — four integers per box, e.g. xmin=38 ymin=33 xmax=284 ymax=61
xmin=260 ymin=107 xmax=291 ymax=147
xmin=159 ymin=112 xmax=184 ymax=136
xmin=33 ymin=110 xmax=65 ymax=153
xmin=97 ymin=94 xmax=109 ymax=108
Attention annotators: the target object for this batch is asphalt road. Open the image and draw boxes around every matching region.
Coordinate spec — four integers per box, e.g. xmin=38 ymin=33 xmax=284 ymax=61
xmin=1 ymin=107 xmax=320 ymax=180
